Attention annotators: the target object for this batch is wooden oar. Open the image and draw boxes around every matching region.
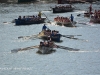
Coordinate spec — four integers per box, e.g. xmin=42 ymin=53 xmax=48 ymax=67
xmin=78 ymin=22 xmax=87 ymax=25
xmin=18 ymin=35 xmax=38 ymax=40
xmin=61 ymin=35 xmax=83 ymax=40
xmin=61 ymin=34 xmax=82 ymax=37
xmin=11 ymin=45 xmax=39 ymax=53
xmin=61 ymin=35 xmax=74 ymax=37
xmin=18 ymin=36 xmax=30 ymax=39
xmin=42 ymin=13 xmax=51 ymax=23
xmin=57 ymin=45 xmax=79 ymax=51
xmin=61 ymin=35 xmax=76 ymax=39
xmin=3 ymin=22 xmax=12 ymax=24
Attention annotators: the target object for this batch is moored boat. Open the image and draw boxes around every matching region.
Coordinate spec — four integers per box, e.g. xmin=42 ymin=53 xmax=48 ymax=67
xmin=52 ymin=4 xmax=74 ymax=13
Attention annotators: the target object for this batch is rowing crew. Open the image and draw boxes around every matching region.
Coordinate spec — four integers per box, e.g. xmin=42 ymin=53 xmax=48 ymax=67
xmin=92 ymin=10 xmax=100 ymax=19
xmin=54 ymin=14 xmax=74 ymax=23
xmin=55 ymin=5 xmax=72 ymax=9
xmin=18 ymin=15 xmax=42 ymax=21
xmin=39 ymin=40 xmax=57 ymax=48
xmin=42 ymin=24 xmax=59 ymax=35
xmin=17 ymin=11 xmax=42 ymax=21
xmin=54 ymin=16 xmax=70 ymax=23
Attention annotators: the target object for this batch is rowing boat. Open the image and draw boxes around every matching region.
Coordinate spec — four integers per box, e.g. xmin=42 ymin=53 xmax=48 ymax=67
xmin=52 ymin=4 xmax=74 ymax=13
xmin=90 ymin=17 xmax=100 ymax=23
xmin=37 ymin=41 xmax=57 ymax=54
xmin=54 ymin=16 xmax=76 ymax=27
xmin=37 ymin=30 xmax=61 ymax=42
xmin=15 ymin=18 xmax=46 ymax=25
xmin=56 ymin=21 xmax=74 ymax=27
xmin=37 ymin=46 xmax=55 ymax=54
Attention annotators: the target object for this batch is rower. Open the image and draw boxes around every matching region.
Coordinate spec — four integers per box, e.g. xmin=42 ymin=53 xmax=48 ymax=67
xmin=18 ymin=16 xmax=21 ymax=20
xmin=22 ymin=16 xmax=26 ymax=21
xmin=40 ymin=42 xmax=44 ymax=47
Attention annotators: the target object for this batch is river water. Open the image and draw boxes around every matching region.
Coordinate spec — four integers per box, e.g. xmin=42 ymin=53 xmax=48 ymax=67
xmin=0 ymin=2 xmax=100 ymax=75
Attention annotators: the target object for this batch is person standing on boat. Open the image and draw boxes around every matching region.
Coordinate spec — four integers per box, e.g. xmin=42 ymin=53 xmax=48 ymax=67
xmin=42 ymin=24 xmax=47 ymax=31
xmin=89 ymin=4 xmax=92 ymax=14
xmin=38 ymin=11 xmax=42 ymax=18
xmin=70 ymin=14 xmax=74 ymax=22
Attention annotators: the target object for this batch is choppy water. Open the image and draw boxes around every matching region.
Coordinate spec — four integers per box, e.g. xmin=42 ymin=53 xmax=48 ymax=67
xmin=0 ymin=2 xmax=100 ymax=75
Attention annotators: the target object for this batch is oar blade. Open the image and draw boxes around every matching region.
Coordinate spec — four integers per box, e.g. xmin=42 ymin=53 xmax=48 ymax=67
xmin=61 ymin=35 xmax=74 ymax=38
xmin=76 ymin=35 xmax=81 ymax=36
xmin=11 ymin=45 xmax=39 ymax=53
xmin=62 ymin=35 xmax=82 ymax=37
xmin=11 ymin=48 xmax=21 ymax=53
xmin=18 ymin=36 xmax=30 ymax=39
xmin=18 ymin=35 xmax=38 ymax=40
xmin=57 ymin=45 xmax=79 ymax=51
xmin=61 ymin=35 xmax=83 ymax=40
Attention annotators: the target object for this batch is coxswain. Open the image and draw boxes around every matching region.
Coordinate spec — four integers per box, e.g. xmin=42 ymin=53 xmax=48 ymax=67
xmin=89 ymin=4 xmax=92 ymax=14
xmin=70 ymin=14 xmax=74 ymax=22
xmin=38 ymin=11 xmax=42 ymax=18
xmin=42 ymin=24 xmax=48 ymax=31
